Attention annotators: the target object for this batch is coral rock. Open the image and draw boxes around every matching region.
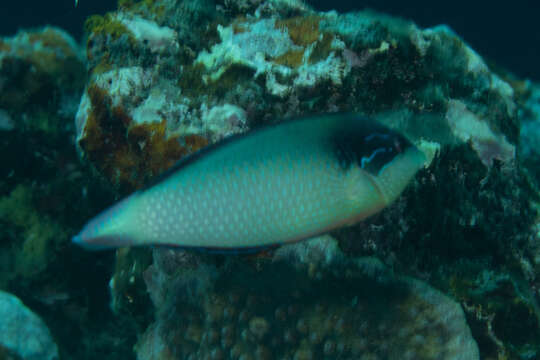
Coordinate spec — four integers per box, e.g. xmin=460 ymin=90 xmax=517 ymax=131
xmin=0 ymin=291 xmax=59 ymax=360
xmin=0 ymin=26 xmax=85 ymax=133
xmin=134 ymin=240 xmax=479 ymax=360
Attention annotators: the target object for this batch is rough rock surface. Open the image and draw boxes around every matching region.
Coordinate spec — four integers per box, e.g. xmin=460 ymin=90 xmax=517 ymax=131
xmin=0 ymin=26 xmax=86 ymax=134
xmin=0 ymin=0 xmax=521 ymax=359
xmin=0 ymin=290 xmax=59 ymax=360
xmin=0 ymin=25 xmax=138 ymax=360
xmin=83 ymin=1 xmax=540 ymax=358
xmin=135 ymin=237 xmax=479 ymax=360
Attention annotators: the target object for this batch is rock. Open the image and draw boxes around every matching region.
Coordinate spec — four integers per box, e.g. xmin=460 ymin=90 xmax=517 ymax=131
xmin=0 ymin=26 xmax=85 ymax=134
xmin=76 ymin=0 xmax=521 ymax=194
xmin=75 ymin=0 xmax=540 ymax=358
xmin=0 ymin=291 xmax=58 ymax=360
xmin=248 ymin=317 xmax=269 ymax=339
xmin=134 ymin=251 xmax=479 ymax=360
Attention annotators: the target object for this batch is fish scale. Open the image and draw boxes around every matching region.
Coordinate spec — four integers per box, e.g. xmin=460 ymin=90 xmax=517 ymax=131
xmin=73 ymin=114 xmax=426 ymax=250
xmin=139 ymin=146 xmax=342 ymax=247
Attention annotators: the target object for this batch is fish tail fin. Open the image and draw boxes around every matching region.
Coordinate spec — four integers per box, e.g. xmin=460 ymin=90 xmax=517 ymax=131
xmin=72 ymin=193 xmax=139 ymax=250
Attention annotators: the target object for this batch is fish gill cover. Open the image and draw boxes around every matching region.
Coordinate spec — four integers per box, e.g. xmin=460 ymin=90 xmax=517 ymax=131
xmin=0 ymin=0 xmax=540 ymax=359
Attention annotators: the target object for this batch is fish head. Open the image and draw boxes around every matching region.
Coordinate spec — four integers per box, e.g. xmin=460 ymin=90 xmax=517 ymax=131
xmin=369 ymin=143 xmax=426 ymax=204
xmin=336 ymin=119 xmax=426 ymax=219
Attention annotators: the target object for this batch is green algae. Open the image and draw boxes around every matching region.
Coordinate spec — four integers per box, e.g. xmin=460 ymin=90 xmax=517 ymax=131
xmin=0 ymin=185 xmax=65 ymax=281
xmin=84 ymin=14 xmax=134 ymax=44
xmin=37 ymin=1 xmax=540 ymax=358
xmin=178 ymin=62 xmax=255 ymax=100
xmin=117 ymin=0 xmax=167 ymax=20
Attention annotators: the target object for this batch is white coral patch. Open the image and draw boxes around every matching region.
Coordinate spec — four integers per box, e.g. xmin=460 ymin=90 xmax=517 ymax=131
xmin=130 ymin=91 xmax=191 ymax=140
xmin=196 ymin=20 xmax=296 ymax=82
xmin=266 ymin=72 xmax=290 ymax=98
xmin=75 ymin=92 xmax=91 ymax=143
xmin=462 ymin=43 xmax=515 ymax=114
xmin=416 ymin=25 xmax=515 ymax=116
xmin=75 ymin=67 xmax=153 ymax=146
xmin=273 ymin=235 xmax=343 ymax=267
xmin=446 ymin=99 xmax=515 ymax=166
xmin=195 ymin=18 xmax=349 ymax=91
xmin=118 ymin=15 xmax=178 ymax=53
xmin=294 ymin=52 xmax=348 ymax=88
xmin=131 ymin=92 xmax=168 ymax=125
xmin=94 ymin=67 xmax=152 ymax=106
xmin=0 ymin=291 xmax=59 ymax=360
xmin=201 ymin=104 xmax=247 ymax=141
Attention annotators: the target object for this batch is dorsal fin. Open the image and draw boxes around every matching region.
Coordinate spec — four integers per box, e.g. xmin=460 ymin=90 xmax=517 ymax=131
xmin=141 ymin=113 xmax=385 ymax=191
xmin=140 ymin=130 xmax=248 ymax=191
xmin=140 ymin=114 xmax=310 ymax=191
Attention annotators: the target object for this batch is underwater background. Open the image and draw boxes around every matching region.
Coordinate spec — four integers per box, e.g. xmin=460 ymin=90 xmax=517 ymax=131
xmin=1 ymin=0 xmax=540 ymax=359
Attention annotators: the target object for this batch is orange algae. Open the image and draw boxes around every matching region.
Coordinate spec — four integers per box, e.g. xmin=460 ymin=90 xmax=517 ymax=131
xmin=91 ymin=57 xmax=114 ymax=75
xmin=231 ymin=17 xmax=252 ymax=34
xmin=84 ymin=14 xmax=135 ymax=46
xmin=117 ymin=0 xmax=167 ymax=21
xmin=308 ymin=32 xmax=336 ymax=64
xmin=128 ymin=121 xmax=205 ymax=177
xmin=80 ymin=84 xmax=207 ymax=190
xmin=276 ymin=16 xmax=322 ymax=46
xmin=273 ymin=16 xmax=338 ymax=68
xmin=0 ymin=40 xmax=9 ymax=52
xmin=232 ymin=22 xmax=247 ymax=34
xmin=274 ymin=49 xmax=304 ymax=68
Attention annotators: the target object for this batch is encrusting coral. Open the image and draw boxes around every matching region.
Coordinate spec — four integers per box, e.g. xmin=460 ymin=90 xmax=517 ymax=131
xmin=0 ymin=27 xmax=86 ymax=134
xmin=0 ymin=25 xmax=147 ymax=360
xmin=56 ymin=0 xmax=540 ymax=358
xmin=134 ymin=237 xmax=479 ymax=360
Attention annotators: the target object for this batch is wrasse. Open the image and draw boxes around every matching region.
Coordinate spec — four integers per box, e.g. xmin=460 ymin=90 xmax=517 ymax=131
xmin=73 ymin=114 xmax=425 ymax=251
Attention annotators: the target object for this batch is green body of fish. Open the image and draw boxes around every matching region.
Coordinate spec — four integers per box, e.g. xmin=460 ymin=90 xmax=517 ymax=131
xmin=73 ymin=114 xmax=425 ymax=250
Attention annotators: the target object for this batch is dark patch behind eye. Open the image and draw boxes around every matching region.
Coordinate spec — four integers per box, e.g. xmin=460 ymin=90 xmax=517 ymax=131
xmin=330 ymin=116 xmax=413 ymax=175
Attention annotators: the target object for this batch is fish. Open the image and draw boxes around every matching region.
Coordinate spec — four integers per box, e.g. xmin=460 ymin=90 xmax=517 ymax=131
xmin=73 ymin=113 xmax=426 ymax=251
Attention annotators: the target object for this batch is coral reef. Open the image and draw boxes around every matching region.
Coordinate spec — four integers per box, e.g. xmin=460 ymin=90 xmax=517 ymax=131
xmin=0 ymin=290 xmax=58 ymax=360
xmin=0 ymin=0 xmax=536 ymax=359
xmin=0 ymin=27 xmax=87 ymax=288
xmin=0 ymin=26 xmax=140 ymax=360
xmin=76 ymin=0 xmax=519 ymax=191
xmin=0 ymin=185 xmax=66 ymax=282
xmin=74 ymin=0 xmax=540 ymax=358
xmin=136 ymin=237 xmax=479 ymax=360
xmin=0 ymin=26 xmax=86 ymax=134
xmin=519 ymin=82 xmax=540 ymax=195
